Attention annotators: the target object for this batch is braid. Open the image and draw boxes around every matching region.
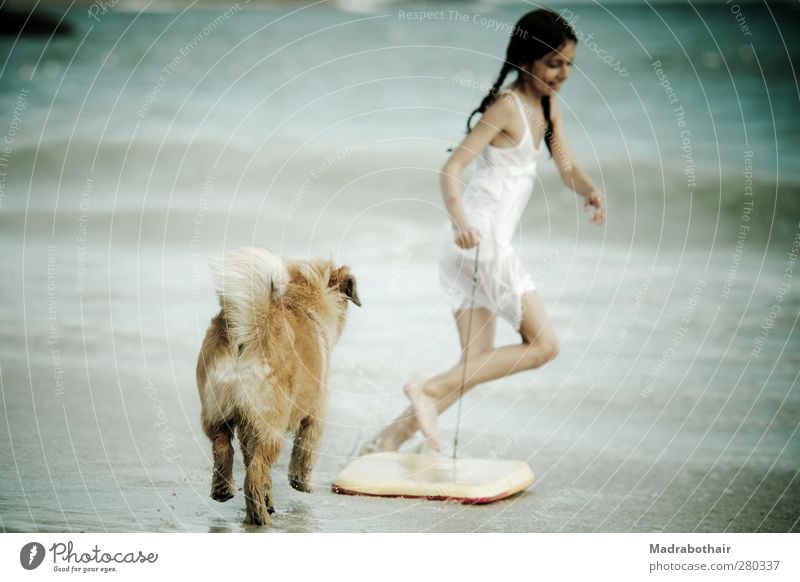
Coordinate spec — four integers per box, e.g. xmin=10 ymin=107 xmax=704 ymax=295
xmin=466 ymin=63 xmax=514 ymax=133
xmin=541 ymin=95 xmax=554 ymax=156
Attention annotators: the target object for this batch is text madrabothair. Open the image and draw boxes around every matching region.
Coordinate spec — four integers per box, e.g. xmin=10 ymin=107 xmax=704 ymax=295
xmin=650 ymin=544 xmax=732 ymax=554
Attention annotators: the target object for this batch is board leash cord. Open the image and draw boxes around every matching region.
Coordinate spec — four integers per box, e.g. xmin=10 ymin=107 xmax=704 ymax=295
xmin=452 ymin=243 xmax=480 ymax=461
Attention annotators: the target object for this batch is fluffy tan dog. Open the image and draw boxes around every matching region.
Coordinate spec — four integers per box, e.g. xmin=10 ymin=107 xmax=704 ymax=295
xmin=196 ymin=247 xmax=360 ymax=525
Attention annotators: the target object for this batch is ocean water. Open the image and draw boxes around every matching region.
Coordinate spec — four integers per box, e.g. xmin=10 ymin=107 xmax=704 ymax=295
xmin=0 ymin=1 xmax=798 ymax=532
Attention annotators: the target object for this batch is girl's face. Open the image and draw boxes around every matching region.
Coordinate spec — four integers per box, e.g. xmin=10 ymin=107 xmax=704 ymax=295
xmin=526 ymin=41 xmax=576 ymax=97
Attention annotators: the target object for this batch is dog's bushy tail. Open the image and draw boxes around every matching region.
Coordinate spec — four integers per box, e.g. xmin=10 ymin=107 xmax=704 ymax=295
xmin=209 ymin=247 xmax=289 ymax=348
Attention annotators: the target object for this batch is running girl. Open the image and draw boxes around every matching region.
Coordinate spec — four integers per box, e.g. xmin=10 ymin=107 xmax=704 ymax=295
xmin=367 ymin=8 xmax=605 ymax=452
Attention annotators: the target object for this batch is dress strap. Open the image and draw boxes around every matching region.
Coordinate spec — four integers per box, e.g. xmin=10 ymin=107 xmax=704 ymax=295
xmin=501 ymin=90 xmax=532 ymax=138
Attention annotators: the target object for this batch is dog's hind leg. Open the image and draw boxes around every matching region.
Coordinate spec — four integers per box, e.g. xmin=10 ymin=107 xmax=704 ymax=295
xmin=208 ymin=420 xmax=236 ymax=502
xmin=240 ymin=426 xmax=281 ymax=526
xmin=289 ymin=415 xmax=322 ymax=493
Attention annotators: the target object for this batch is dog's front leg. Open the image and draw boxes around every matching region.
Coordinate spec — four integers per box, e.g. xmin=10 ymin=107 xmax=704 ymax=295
xmin=289 ymin=415 xmax=322 ymax=493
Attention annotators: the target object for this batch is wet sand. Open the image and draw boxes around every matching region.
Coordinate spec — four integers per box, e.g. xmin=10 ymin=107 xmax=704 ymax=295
xmin=1 ymin=201 xmax=797 ymax=532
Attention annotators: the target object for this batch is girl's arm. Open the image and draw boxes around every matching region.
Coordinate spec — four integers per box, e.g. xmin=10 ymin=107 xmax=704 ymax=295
xmin=548 ymin=98 xmax=606 ymax=225
xmin=440 ymin=96 xmax=517 ymax=248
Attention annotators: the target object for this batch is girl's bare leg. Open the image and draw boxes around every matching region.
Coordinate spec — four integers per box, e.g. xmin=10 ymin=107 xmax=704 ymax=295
xmin=371 ymin=307 xmax=496 ymax=452
xmin=406 ymin=291 xmax=560 ymax=449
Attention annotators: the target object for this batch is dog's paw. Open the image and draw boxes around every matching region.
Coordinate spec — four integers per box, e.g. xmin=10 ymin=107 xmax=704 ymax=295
xmin=243 ymin=496 xmax=274 ymax=526
xmin=211 ymin=487 xmax=235 ymax=503
xmin=289 ymin=476 xmax=312 ymax=493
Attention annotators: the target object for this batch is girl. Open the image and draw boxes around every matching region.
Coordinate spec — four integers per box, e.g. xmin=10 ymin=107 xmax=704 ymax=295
xmin=367 ymin=8 xmax=605 ymax=453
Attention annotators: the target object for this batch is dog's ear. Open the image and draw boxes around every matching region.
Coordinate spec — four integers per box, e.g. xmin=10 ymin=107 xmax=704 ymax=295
xmin=330 ymin=266 xmax=361 ymax=306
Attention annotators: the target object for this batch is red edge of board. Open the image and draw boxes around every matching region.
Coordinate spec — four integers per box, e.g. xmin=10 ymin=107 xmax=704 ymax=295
xmin=330 ymin=483 xmax=527 ymax=505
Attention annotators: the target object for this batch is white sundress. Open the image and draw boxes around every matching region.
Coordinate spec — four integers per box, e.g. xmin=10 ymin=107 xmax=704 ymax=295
xmin=439 ymin=90 xmax=547 ymax=330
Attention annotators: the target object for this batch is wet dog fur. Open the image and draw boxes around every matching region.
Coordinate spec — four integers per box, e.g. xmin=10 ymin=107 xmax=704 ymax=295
xmin=196 ymin=247 xmax=360 ymax=525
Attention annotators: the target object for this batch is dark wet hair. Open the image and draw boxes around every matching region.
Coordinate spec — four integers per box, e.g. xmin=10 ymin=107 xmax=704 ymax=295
xmin=466 ymin=9 xmax=577 ymax=156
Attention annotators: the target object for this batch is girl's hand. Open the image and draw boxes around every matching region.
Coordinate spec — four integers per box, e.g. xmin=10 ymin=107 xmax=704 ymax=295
xmin=454 ymin=224 xmax=481 ymax=249
xmin=584 ymin=192 xmax=606 ymax=225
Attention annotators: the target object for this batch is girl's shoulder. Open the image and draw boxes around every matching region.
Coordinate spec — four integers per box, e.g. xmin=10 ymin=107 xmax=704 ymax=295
xmin=492 ymin=88 xmax=520 ymax=107
xmin=483 ymin=89 xmax=519 ymax=121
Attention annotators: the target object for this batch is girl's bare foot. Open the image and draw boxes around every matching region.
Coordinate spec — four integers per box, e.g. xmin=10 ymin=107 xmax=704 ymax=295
xmin=404 ymin=379 xmax=442 ymax=451
xmin=358 ymin=435 xmax=384 ymax=456
xmin=359 ymin=407 xmax=417 ymax=455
